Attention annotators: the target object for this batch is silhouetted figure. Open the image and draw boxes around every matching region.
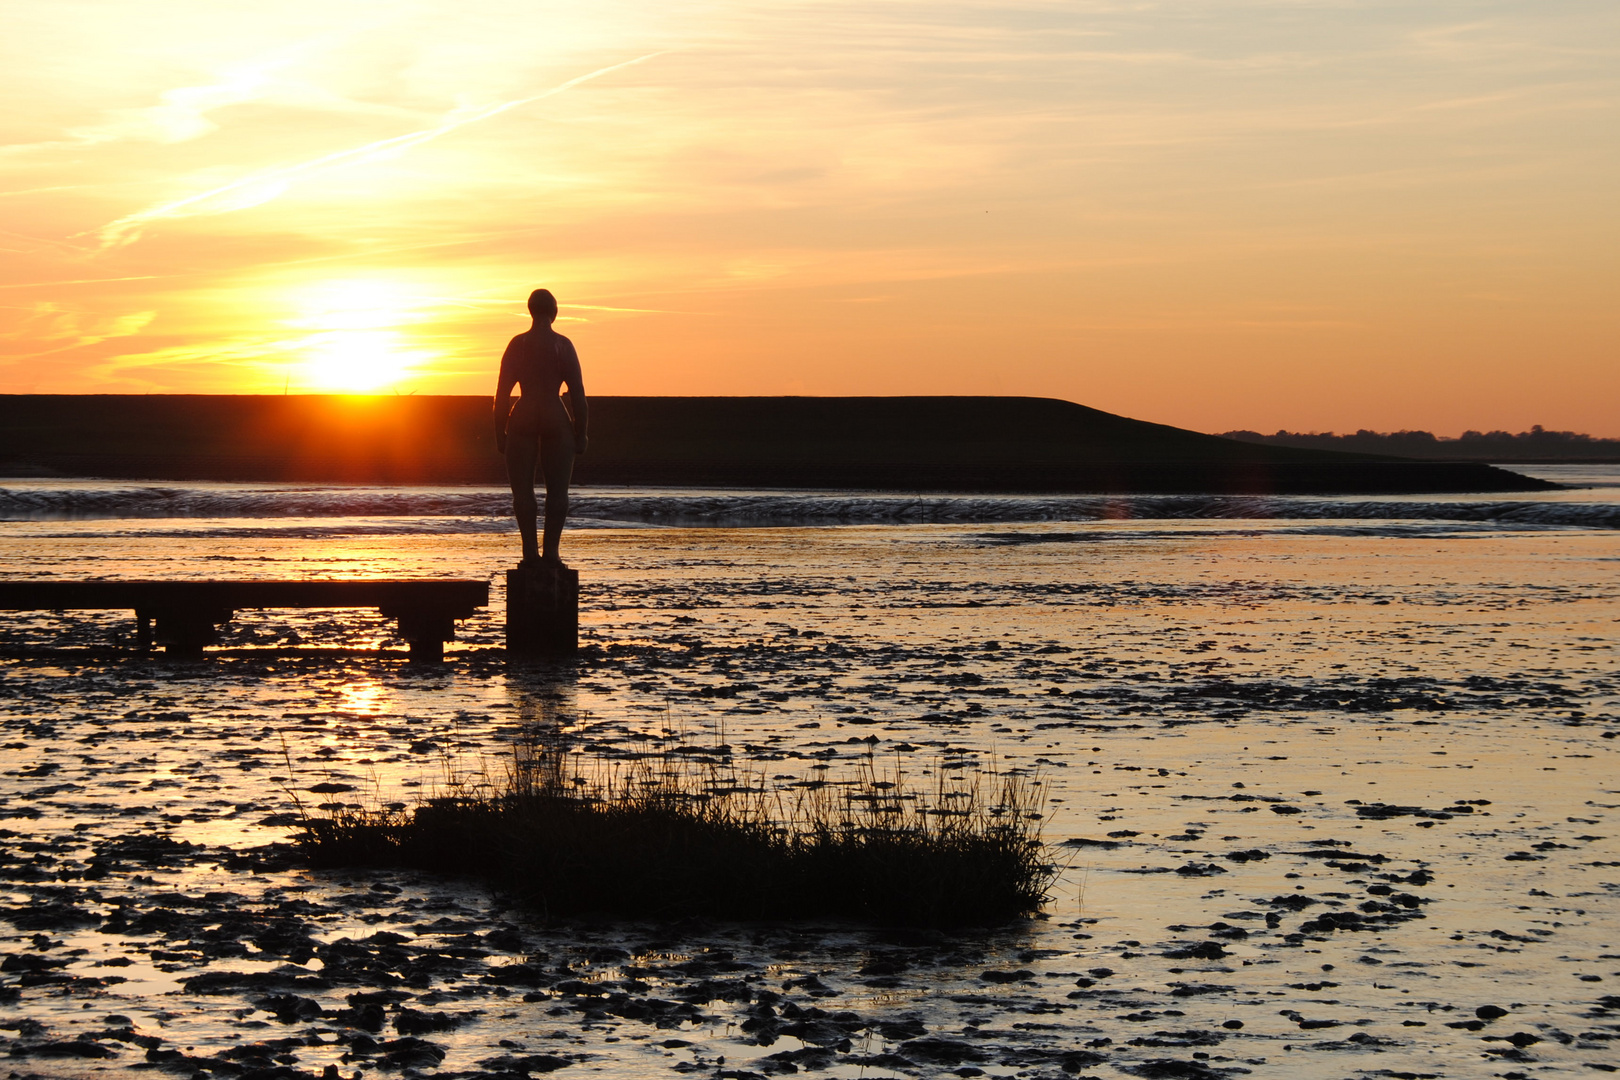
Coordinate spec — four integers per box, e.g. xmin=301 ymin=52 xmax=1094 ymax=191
xmin=494 ymin=289 xmax=589 ymax=566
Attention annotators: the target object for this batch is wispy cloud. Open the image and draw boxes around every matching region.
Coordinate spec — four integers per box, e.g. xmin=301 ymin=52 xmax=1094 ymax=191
xmin=2 ymin=51 xmax=301 ymax=159
xmin=568 ymin=303 xmax=703 ymax=315
xmin=0 ymin=275 xmax=163 ymax=291
xmin=92 ymin=51 xmax=672 ymax=250
xmin=0 ymin=303 xmax=156 ymax=358
xmin=79 ymin=334 xmax=298 ymax=389
xmin=71 ymin=63 xmax=284 ymax=147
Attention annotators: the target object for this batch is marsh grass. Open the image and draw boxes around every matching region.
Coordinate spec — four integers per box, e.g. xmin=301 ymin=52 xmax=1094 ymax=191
xmin=296 ymin=734 xmax=1055 ymax=926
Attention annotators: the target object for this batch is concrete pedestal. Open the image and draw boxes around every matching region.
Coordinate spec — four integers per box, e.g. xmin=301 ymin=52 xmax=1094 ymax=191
xmin=506 ymin=562 xmax=579 ymax=655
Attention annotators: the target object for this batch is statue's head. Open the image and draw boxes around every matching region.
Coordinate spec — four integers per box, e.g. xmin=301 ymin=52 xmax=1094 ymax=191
xmin=528 ymin=289 xmax=558 ymax=323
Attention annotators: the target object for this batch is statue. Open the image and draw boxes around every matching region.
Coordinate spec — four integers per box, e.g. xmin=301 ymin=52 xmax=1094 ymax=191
xmin=494 ymin=288 xmax=589 ymax=567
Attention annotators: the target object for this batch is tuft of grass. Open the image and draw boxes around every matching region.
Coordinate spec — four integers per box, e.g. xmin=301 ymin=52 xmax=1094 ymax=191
xmin=296 ymin=735 xmax=1055 ymax=927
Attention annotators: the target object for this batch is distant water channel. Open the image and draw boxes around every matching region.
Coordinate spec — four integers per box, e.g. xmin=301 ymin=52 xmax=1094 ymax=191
xmin=0 ymin=466 xmax=1616 ymax=1078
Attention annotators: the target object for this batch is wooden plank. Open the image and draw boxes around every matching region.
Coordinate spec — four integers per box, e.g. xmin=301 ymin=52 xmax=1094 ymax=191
xmin=0 ymin=579 xmax=488 ymax=611
xmin=0 ymin=579 xmax=490 ymax=660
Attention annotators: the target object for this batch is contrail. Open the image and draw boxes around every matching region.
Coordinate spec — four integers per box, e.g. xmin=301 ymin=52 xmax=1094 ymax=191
xmin=93 ymin=51 xmax=671 ymax=250
xmin=0 ymin=275 xmax=163 ymax=290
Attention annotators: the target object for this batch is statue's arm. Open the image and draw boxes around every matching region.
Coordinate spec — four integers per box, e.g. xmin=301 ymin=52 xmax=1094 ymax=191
xmin=563 ymin=340 xmax=588 ymax=456
xmin=493 ymin=337 xmax=518 ymax=453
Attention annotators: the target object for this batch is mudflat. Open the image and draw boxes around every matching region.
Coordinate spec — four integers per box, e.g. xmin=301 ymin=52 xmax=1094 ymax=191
xmin=0 ymin=502 xmax=1614 ymax=1077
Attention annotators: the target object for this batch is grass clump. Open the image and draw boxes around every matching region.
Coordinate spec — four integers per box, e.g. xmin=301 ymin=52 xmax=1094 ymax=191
xmin=297 ymin=737 xmax=1054 ymax=927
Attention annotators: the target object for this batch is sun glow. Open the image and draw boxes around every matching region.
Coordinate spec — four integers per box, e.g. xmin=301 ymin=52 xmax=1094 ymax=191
xmin=302 ymin=329 xmax=417 ymax=392
xmin=336 ymin=678 xmax=389 ymax=715
xmin=290 ymin=280 xmax=432 ymax=392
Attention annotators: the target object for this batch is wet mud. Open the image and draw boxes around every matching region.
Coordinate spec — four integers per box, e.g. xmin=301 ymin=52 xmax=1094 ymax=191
xmin=0 ymin=520 xmax=1617 ymax=1078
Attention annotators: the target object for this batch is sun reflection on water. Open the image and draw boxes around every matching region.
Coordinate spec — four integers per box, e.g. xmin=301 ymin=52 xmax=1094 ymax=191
xmin=335 ymin=679 xmax=389 ymax=716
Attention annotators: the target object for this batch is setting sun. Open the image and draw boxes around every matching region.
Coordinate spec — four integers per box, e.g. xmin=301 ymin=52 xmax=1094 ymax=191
xmin=300 ymin=329 xmax=415 ymax=392
xmin=289 ymin=280 xmax=431 ymax=392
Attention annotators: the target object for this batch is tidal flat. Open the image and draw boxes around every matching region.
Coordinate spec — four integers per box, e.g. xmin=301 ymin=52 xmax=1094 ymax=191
xmin=0 ymin=508 xmax=1617 ymax=1079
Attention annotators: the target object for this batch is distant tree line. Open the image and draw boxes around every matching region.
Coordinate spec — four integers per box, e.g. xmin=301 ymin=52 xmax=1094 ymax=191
xmin=1218 ymin=425 xmax=1620 ymax=461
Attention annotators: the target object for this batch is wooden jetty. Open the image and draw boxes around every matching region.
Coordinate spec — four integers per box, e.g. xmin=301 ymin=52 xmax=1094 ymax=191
xmin=0 ymin=579 xmax=489 ymax=660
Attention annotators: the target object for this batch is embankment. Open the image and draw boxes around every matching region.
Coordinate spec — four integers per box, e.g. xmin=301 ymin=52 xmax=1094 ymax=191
xmin=0 ymin=395 xmax=1554 ymax=494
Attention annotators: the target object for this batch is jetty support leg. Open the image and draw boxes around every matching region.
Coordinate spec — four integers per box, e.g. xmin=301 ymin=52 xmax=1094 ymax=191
xmin=506 ymin=563 xmax=579 ymax=656
xmin=153 ymin=606 xmax=233 ymax=658
xmin=387 ymin=608 xmax=463 ymax=664
xmin=407 ymin=634 xmax=446 ymax=664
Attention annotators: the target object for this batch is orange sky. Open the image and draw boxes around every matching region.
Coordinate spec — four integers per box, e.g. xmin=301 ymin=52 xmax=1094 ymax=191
xmin=2 ymin=1 xmax=1616 ymax=435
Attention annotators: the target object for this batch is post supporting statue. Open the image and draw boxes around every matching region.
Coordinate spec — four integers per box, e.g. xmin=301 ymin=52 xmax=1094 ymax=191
xmin=505 ymin=561 xmax=579 ymax=654
xmin=494 ymin=288 xmax=588 ymax=655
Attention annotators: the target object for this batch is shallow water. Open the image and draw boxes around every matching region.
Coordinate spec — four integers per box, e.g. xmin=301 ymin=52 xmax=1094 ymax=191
xmin=1 ymin=480 xmax=1618 ymax=1079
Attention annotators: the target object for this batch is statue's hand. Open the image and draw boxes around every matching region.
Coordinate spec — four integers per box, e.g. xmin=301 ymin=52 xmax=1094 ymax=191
xmin=495 ymin=432 xmax=507 ymax=455
xmin=575 ymin=434 xmax=589 ymax=457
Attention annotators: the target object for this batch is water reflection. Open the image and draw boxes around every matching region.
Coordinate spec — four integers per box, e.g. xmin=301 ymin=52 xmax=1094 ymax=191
xmin=335 ymin=677 xmax=389 ymax=715
xmin=503 ymin=663 xmax=585 ymax=738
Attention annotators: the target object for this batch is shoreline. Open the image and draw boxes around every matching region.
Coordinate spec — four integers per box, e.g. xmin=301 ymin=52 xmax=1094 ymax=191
xmin=0 ymin=454 xmax=1554 ymax=494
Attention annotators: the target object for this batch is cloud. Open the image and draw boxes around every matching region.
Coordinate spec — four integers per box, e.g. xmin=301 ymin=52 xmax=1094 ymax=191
xmin=70 ymin=64 xmax=282 ymax=146
xmin=1 ymin=47 xmax=311 ymax=159
xmin=0 ymin=275 xmax=163 ymax=292
xmin=86 ymin=332 xmax=305 ymax=374
xmin=1 ymin=303 xmax=156 ymax=358
xmin=92 ymin=51 xmax=672 ymax=250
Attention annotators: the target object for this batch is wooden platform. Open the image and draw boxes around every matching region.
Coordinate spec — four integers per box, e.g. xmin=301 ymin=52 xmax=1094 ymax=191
xmin=0 ymin=579 xmax=489 ymax=660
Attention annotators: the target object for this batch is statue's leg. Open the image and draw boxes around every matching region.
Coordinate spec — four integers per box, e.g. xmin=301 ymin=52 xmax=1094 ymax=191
xmin=506 ymin=435 xmax=541 ymax=562
xmin=538 ymin=429 xmax=577 ymax=563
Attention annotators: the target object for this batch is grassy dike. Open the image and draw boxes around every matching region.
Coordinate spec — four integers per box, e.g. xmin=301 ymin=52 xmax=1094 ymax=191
xmin=0 ymin=394 xmax=1555 ymax=492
